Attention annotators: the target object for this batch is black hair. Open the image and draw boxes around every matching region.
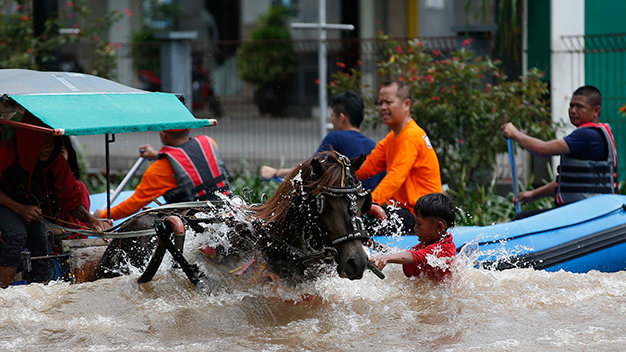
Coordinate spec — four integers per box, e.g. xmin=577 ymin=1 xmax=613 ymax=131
xmin=331 ymin=90 xmax=365 ymax=128
xmin=383 ymin=80 xmax=413 ymax=101
xmin=573 ymin=85 xmax=602 ymax=107
xmin=164 ymin=129 xmax=190 ymax=139
xmin=414 ymin=193 xmax=456 ymax=228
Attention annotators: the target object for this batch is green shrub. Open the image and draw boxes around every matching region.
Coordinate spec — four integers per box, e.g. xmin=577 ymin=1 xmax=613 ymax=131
xmin=229 ymin=160 xmax=279 ymax=204
xmin=236 ymin=5 xmax=295 ymax=88
xmin=0 ymin=0 xmax=122 ymax=78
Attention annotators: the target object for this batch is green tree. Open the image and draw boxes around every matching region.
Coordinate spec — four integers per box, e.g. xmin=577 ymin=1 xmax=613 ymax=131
xmin=0 ymin=0 xmax=122 ymax=78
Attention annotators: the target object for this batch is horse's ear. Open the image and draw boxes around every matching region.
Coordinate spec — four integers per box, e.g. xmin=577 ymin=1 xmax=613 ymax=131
xmin=311 ymin=158 xmax=324 ymax=180
xmin=350 ymin=154 xmax=367 ymax=171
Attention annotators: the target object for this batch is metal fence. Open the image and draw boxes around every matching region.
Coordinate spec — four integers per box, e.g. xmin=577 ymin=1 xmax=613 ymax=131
xmin=76 ymin=36 xmax=467 ymax=174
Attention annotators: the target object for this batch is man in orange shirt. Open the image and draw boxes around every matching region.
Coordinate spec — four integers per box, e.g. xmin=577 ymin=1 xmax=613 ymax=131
xmin=98 ymin=129 xmax=231 ymax=220
xmin=355 ymin=80 xmax=442 ymax=233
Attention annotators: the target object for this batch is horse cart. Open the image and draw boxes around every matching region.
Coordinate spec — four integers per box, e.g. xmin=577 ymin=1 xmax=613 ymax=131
xmin=0 ymin=69 xmax=381 ymax=288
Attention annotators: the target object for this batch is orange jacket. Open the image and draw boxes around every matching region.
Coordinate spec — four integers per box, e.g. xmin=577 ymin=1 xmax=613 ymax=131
xmin=355 ymin=119 xmax=442 ymax=213
xmin=99 ymin=158 xmax=177 ymax=220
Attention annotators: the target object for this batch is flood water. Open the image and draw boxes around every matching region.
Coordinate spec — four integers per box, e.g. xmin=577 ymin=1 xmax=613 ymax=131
xmin=1 ymin=250 xmax=624 ymax=352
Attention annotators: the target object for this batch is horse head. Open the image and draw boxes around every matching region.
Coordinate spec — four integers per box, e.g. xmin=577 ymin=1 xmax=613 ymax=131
xmin=253 ymin=151 xmax=371 ymax=281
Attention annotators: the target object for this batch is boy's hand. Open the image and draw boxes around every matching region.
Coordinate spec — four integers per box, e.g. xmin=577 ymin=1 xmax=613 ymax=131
xmin=369 ymin=256 xmax=390 ymax=271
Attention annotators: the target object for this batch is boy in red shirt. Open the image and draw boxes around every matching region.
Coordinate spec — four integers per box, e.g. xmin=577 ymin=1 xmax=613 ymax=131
xmin=369 ymin=193 xmax=456 ymax=281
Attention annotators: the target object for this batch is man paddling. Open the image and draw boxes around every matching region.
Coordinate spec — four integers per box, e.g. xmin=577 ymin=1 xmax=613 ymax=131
xmin=502 ymin=85 xmax=618 ymax=219
xmin=97 ymin=128 xmax=232 ymax=220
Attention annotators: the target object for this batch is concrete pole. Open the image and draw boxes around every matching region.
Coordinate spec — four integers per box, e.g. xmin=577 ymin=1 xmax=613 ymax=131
xmin=318 ymin=0 xmax=328 ymax=141
xmin=156 ymin=31 xmax=198 ymax=110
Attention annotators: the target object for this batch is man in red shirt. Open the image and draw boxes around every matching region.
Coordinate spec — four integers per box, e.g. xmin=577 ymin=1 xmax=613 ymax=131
xmin=369 ymin=193 xmax=456 ymax=281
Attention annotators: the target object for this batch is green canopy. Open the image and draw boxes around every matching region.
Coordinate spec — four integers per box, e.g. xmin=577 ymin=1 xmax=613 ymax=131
xmin=0 ymin=69 xmax=214 ymax=135
xmin=10 ymin=92 xmax=212 ymax=136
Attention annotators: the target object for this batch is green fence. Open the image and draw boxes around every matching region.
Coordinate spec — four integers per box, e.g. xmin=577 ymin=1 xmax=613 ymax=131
xmin=564 ymin=33 xmax=626 ymax=181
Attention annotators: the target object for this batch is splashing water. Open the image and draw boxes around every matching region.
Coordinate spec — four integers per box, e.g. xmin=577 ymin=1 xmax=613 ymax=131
xmin=1 ymin=198 xmax=624 ymax=351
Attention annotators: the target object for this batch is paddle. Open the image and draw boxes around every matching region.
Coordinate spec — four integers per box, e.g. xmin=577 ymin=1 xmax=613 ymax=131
xmin=507 ymin=138 xmax=521 ymax=213
xmin=102 ymin=149 xmax=146 ymax=211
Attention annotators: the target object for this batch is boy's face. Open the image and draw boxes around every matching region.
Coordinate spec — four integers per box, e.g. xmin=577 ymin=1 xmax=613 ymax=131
xmin=414 ymin=212 xmax=445 ymax=245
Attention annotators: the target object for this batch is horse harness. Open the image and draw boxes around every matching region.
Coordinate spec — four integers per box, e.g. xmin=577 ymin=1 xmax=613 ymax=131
xmin=312 ymin=153 xmax=372 ymax=247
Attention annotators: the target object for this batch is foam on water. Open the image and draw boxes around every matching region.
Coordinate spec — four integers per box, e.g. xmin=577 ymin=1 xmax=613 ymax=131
xmin=1 ymin=201 xmax=625 ymax=351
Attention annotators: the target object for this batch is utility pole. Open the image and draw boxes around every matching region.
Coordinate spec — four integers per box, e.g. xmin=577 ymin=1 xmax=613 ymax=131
xmin=291 ymin=0 xmax=354 ymax=141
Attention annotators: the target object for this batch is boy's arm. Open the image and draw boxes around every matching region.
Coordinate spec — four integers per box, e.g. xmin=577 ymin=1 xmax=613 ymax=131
xmin=369 ymin=251 xmax=414 ymax=271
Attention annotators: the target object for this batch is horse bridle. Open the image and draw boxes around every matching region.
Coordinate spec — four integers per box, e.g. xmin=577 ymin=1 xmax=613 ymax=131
xmin=312 ymin=153 xmax=372 ymax=247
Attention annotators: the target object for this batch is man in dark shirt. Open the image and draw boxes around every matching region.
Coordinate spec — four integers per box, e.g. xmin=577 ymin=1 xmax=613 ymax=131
xmin=501 ymin=85 xmax=617 ymax=218
xmin=261 ymin=91 xmax=384 ymax=191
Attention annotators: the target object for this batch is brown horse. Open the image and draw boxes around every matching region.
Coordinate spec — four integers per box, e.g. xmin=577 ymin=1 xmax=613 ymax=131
xmin=95 ymin=151 xmax=373 ymax=286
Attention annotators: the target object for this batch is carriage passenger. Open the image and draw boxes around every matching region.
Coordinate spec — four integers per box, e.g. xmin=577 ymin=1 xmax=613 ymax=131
xmin=369 ymin=193 xmax=456 ymax=281
xmin=0 ymin=114 xmax=112 ymax=288
xmin=97 ymin=128 xmax=232 ymax=220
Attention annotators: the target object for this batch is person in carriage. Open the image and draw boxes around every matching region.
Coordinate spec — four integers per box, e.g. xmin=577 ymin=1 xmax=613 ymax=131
xmin=0 ymin=114 xmax=112 ymax=288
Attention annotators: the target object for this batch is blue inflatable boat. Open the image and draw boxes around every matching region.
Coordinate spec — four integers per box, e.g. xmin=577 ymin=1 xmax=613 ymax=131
xmin=373 ymin=194 xmax=626 ymax=273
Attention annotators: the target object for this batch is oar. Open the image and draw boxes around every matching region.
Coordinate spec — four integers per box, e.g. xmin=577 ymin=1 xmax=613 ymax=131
xmin=507 ymin=138 xmax=521 ymax=213
xmin=104 ymin=155 xmax=145 ymax=210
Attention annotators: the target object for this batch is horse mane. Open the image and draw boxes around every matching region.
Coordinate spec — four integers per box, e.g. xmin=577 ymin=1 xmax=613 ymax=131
xmin=252 ymin=150 xmax=354 ymax=226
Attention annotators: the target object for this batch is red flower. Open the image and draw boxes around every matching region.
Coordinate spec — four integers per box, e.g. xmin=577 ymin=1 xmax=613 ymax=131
xmin=315 ymin=78 xmax=320 ymax=85
xmin=452 ymin=56 xmax=458 ymax=61
xmin=399 ymin=77 xmax=405 ymax=81
xmin=345 ymin=73 xmax=350 ymax=77
xmin=442 ymin=59 xmax=450 ymax=65
xmin=395 ymin=45 xmax=402 ymax=54
xmin=357 ymin=60 xmax=363 ymax=66
xmin=435 ymin=60 xmax=440 ymax=64
xmin=67 ymin=1 xmax=73 ymax=7
xmin=26 ymin=48 xmax=32 ymax=53
xmin=336 ymin=62 xmax=346 ymax=68
xmin=432 ymin=50 xmax=441 ymax=56
xmin=459 ymin=139 xmax=464 ymax=145
xmin=426 ymin=75 xmax=434 ymax=83
xmin=441 ymin=87 xmax=447 ymax=93
xmin=20 ymin=15 xmax=28 ymax=21
xmin=125 ymin=8 xmax=133 ymax=17
xmin=463 ymin=38 xmax=473 ymax=47
xmin=330 ymin=81 xmax=336 ymax=86
xmin=408 ymin=77 xmax=414 ymax=82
